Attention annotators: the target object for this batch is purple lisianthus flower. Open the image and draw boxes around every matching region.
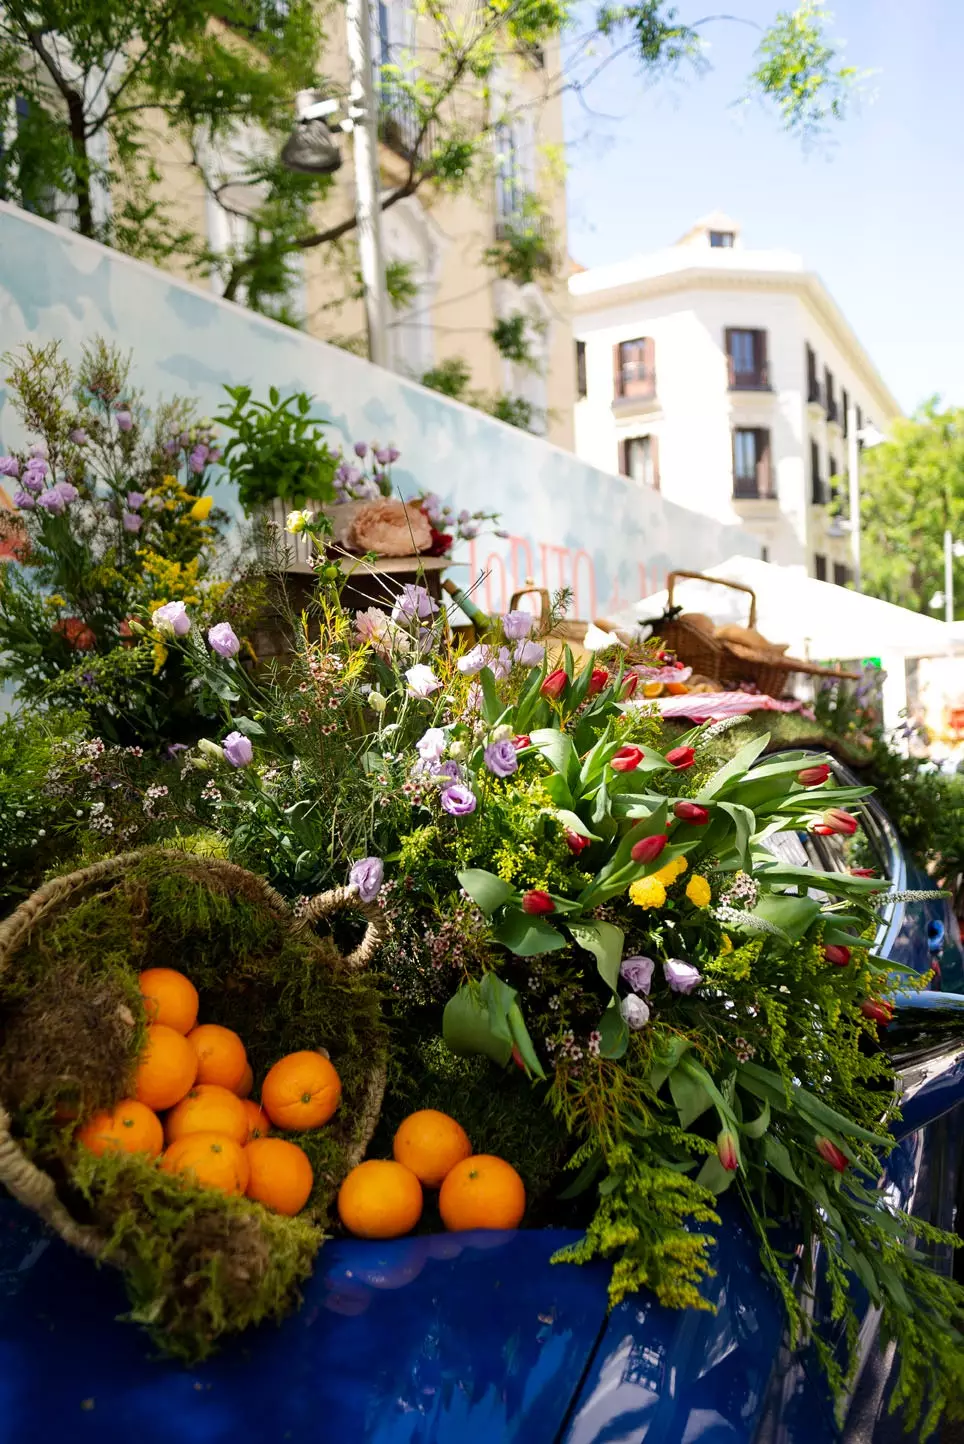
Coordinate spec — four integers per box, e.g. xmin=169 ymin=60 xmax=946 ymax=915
xmin=69 ymin=428 xmax=88 ymax=446
xmin=152 ymin=600 xmax=191 ymax=637
xmin=459 ymin=521 xmax=479 ymax=540
xmin=405 ymin=663 xmax=441 ymax=699
xmin=440 ymin=783 xmax=477 ymax=816
xmin=515 ymin=640 xmax=545 ymax=667
xmin=349 ymin=856 xmax=384 ymax=902
xmin=54 ymin=481 xmax=78 ymax=505
xmin=37 ymin=488 xmax=66 ymax=514
xmin=620 ymin=956 xmax=655 ymax=995
xmin=343 ymin=464 xmax=362 ymax=486
xmin=13 ymin=488 xmax=35 ymax=510
xmin=166 ymin=742 xmax=189 ymax=760
xmin=25 ymin=456 xmax=48 ymax=478
xmin=22 ymin=471 xmax=44 ymax=494
xmin=484 ymin=739 xmax=519 ymax=778
xmin=502 ymin=610 xmax=534 ymax=641
xmin=122 ymin=511 xmax=142 ymax=533
xmin=189 ymin=444 xmax=208 ymax=474
xmin=392 ymin=583 xmax=439 ymax=624
xmin=375 ymin=447 xmax=392 ymax=465
xmin=492 ymin=646 xmax=513 ymax=680
xmin=387 ymin=447 xmax=400 ymax=463
xmin=29 ymin=442 xmax=48 ymax=459
xmin=208 ymin=448 xmax=222 ymax=465
xmin=0 ymin=456 xmax=19 ymax=478
xmin=458 ymin=509 xmax=471 ymax=524
xmin=664 ymin=959 xmax=702 ymax=994
xmin=126 ymin=491 xmax=145 ymax=511
xmin=465 ymin=682 xmax=484 ymax=713
xmin=457 ymin=643 xmax=491 ymax=676
xmin=620 ymin=994 xmax=650 ymax=1030
xmin=208 ymin=622 xmax=240 ymax=658
xmin=353 ymin=441 xmax=368 ymax=458
xmin=162 ymin=438 xmax=178 ymax=456
xmin=222 ymin=730 xmax=253 ymax=768
xmin=416 ymin=727 xmax=447 ymax=763
xmin=432 ymin=760 xmax=465 ymax=785
xmin=115 ymin=410 xmax=133 ymax=432
xmin=420 ymin=491 xmax=442 ymax=519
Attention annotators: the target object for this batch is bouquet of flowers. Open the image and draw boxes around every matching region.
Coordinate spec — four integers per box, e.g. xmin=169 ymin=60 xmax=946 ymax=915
xmin=156 ymin=559 xmax=964 ymax=1437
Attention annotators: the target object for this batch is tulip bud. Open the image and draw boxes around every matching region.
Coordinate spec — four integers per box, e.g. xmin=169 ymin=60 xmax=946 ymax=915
xmin=367 ymin=689 xmax=388 ymax=713
xmin=666 ymin=745 xmax=696 ymax=770
xmin=611 ymin=745 xmax=644 ymax=773
xmin=822 ymin=807 xmax=858 ymax=836
xmin=511 ymin=1044 xmax=525 ymax=1070
xmin=824 ymin=944 xmax=851 ymax=967
xmin=588 ymin=667 xmax=609 ymax=696
xmin=620 ymin=672 xmax=639 ymax=699
xmin=541 ymin=669 xmax=567 ymax=700
xmin=850 ymin=867 xmax=875 ymax=878
xmin=716 ymin=1129 xmax=740 ymax=1172
xmin=197 ymin=738 xmax=225 ymax=762
xmin=512 ymin=734 xmax=532 ymax=751
xmin=631 ymin=833 xmax=668 ymax=865
xmin=815 ymin=1136 xmax=848 ymax=1173
xmin=521 ymin=890 xmax=555 ymax=916
xmin=566 ymin=832 xmax=592 ymax=856
xmin=860 ymin=999 xmax=893 ymax=1026
xmin=797 ymin=764 xmax=831 ymax=787
xmin=811 ymin=824 xmax=834 ymax=835
xmin=673 ymin=801 xmax=710 ymax=825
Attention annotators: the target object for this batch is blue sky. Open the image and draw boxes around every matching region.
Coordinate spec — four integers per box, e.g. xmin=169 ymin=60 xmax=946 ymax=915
xmin=562 ymin=0 xmax=964 ymax=414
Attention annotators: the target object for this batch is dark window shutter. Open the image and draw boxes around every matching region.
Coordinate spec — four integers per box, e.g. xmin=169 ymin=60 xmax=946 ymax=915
xmin=612 ymin=343 xmax=623 ymax=399
xmin=650 ymin=433 xmax=660 ymax=490
xmin=576 ymin=340 xmax=587 ymax=398
xmin=643 ymin=336 xmax=655 ymax=385
xmin=756 ymin=429 xmax=772 ymax=497
xmin=724 ymin=328 xmax=735 ymax=387
xmin=756 ymin=330 xmax=768 ymax=387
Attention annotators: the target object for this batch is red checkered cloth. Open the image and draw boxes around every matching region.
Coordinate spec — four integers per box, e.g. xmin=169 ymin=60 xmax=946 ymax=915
xmin=655 ymin=692 xmax=816 ymax=723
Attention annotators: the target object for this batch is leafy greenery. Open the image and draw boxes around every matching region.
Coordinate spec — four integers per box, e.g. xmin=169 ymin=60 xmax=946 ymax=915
xmin=491 ymin=312 xmax=536 ymax=368
xmin=217 ymin=384 xmax=339 ymax=512
xmin=748 ymin=1 xmax=866 ymax=139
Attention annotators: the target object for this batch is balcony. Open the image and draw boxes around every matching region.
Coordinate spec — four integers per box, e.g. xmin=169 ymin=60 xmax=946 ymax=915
xmin=377 ymin=84 xmax=438 ymax=165
xmin=733 ymin=478 xmax=776 ymax=501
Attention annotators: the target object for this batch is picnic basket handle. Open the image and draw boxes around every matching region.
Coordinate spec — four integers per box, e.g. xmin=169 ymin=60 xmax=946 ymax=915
xmin=666 ymin=570 xmax=757 ymax=629
xmin=294 ymin=884 xmax=388 ymax=972
xmin=509 ymin=586 xmax=552 ymax=618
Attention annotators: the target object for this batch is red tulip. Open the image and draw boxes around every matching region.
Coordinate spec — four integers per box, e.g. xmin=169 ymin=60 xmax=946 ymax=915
xmin=850 ymin=867 xmax=875 ymax=878
xmin=541 ymin=669 xmax=567 ymax=700
xmin=512 ymin=734 xmax=532 ymax=751
xmin=611 ymin=745 xmax=645 ymax=773
xmin=811 ymin=824 xmax=834 ymax=835
xmin=53 ymin=616 xmax=96 ymax=651
xmin=815 ymin=1136 xmax=848 ymax=1173
xmin=511 ymin=1044 xmax=526 ymax=1070
xmin=666 ymin=745 xmax=696 ymax=770
xmin=674 ymin=801 xmax=710 ymax=825
xmin=566 ymin=831 xmax=591 ymax=856
xmin=522 ymin=890 xmax=555 ymax=916
xmin=797 ymin=764 xmax=831 ymax=787
xmin=822 ymin=808 xmax=858 ymax=836
xmin=631 ymin=833 xmax=668 ymax=864
xmin=588 ymin=667 xmax=609 ymax=696
xmin=620 ymin=673 xmax=639 ymax=699
xmin=717 ymin=1129 xmax=739 ymax=1172
xmin=824 ymin=945 xmax=851 ymax=967
xmin=860 ymin=999 xmax=893 ymax=1026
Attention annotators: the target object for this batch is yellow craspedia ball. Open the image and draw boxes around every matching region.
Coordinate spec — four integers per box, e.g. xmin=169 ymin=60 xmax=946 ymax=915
xmin=653 ymin=855 xmax=688 ymax=886
xmin=190 ymin=496 xmax=213 ymax=521
xmin=629 ymin=876 xmax=666 ymax=910
xmin=686 ymin=874 xmax=712 ymax=908
xmin=721 ymin=933 xmax=734 ymax=955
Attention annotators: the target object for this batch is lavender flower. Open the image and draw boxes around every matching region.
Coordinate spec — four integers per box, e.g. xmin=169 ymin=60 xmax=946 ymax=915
xmin=440 ymin=783 xmax=477 ymax=816
xmin=0 ymin=456 xmax=19 ymax=477
xmin=54 ymin=481 xmax=78 ymax=505
xmin=24 ymin=457 xmax=48 ymax=480
xmin=12 ymin=488 xmax=34 ymax=509
xmin=69 ymin=428 xmax=88 ymax=446
xmin=152 ymin=600 xmax=191 ymax=637
xmin=375 ymin=446 xmax=393 ymax=464
xmin=620 ymin=956 xmax=655 ymax=995
xmin=115 ymin=410 xmax=133 ymax=432
xmin=126 ymin=491 xmax=146 ymax=511
xmin=222 ymin=731 xmax=253 ymax=768
xmin=353 ymin=441 xmax=368 ymax=458
xmin=484 ymin=739 xmax=519 ymax=778
xmin=122 ymin=511 xmax=142 ymax=533
xmin=208 ymin=622 xmax=241 ymax=658
xmin=349 ymin=856 xmax=384 ymax=902
xmin=502 ymin=610 xmax=534 ymax=640
xmin=515 ymin=640 xmax=545 ymax=668
xmin=37 ymin=488 xmax=66 ymax=514
xmin=664 ymin=959 xmax=702 ymax=994
xmin=405 ymin=663 xmax=441 ymax=699
xmin=457 ymin=644 xmax=491 ymax=676
xmin=620 ymin=994 xmax=651 ymax=1030
xmin=392 ymin=583 xmax=439 ymax=624
xmin=416 ymin=727 xmax=447 ymax=763
xmin=492 ymin=646 xmax=513 ymax=680
xmin=189 ymin=444 xmax=208 ymax=474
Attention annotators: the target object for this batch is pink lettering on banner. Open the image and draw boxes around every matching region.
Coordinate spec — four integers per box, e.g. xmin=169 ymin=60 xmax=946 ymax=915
xmin=572 ymin=550 xmax=596 ymax=620
xmin=482 ymin=551 xmax=508 ymax=615
xmin=466 ymin=535 xmax=662 ymax=621
xmin=509 ymin=535 xmax=534 ymax=593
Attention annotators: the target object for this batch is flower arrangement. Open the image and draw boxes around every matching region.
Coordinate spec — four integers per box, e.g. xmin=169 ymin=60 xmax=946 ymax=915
xmin=141 ymin=567 xmax=964 ymax=1437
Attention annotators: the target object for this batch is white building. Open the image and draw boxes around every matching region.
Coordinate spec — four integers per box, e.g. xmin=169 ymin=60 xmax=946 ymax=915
xmin=569 ymin=213 xmax=901 ymax=581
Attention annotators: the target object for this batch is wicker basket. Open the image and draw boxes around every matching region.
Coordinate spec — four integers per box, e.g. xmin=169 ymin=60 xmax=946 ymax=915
xmin=0 ymin=849 xmax=388 ymax=1357
xmin=509 ymin=586 xmax=593 ymax=663
xmin=654 ymin=571 xmax=752 ymax=681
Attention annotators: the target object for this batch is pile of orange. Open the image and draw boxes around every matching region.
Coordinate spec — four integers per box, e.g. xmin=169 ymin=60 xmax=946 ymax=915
xmin=336 ymin=1108 xmax=526 ymax=1241
xmin=76 ymin=966 xmax=342 ymax=1218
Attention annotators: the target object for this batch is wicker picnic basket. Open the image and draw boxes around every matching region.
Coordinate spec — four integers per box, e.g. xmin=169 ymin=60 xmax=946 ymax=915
xmin=0 ymin=848 xmax=388 ymax=1360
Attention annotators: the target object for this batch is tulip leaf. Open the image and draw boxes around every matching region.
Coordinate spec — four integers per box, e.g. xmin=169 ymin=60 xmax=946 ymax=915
xmin=567 ymin=919 xmax=624 ymax=991
xmin=530 ymin=728 xmax=580 ymax=789
xmin=492 ymin=908 xmax=567 ymax=955
xmin=742 ymin=1098 xmax=771 ymax=1139
xmin=697 ymin=734 xmax=770 ymax=801
xmin=506 ymin=1000 xmax=546 ymax=1079
xmin=752 ymin=892 xmax=822 ymax=942
xmin=442 ymin=982 xmax=512 ymax=1066
xmin=544 ymin=772 xmax=574 ymax=808
xmin=578 ymin=723 xmax=616 ymax=790
xmin=479 ymin=971 xmax=516 ymax=1045
xmin=479 ymin=666 xmax=503 ymax=725
xmin=457 ymin=868 xmax=515 ymax=916
xmin=598 ymin=1000 xmax=629 ymax=1059
xmin=695 ymin=1154 xmax=738 ymax=1195
xmin=513 ymin=664 xmax=546 ymax=733
xmin=716 ymin=801 xmax=756 ymax=870
xmin=552 ymin=808 xmax=599 ymax=840
xmin=648 ymin=1036 xmax=694 ymax=1092
xmin=669 ymin=1068 xmax=714 ymax=1129
xmin=762 ymin=1135 xmax=803 ymax=1186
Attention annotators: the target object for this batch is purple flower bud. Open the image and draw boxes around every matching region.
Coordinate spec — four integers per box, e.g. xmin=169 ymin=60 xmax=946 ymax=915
xmin=387 ymin=447 xmax=400 ymax=463
xmin=37 ymin=488 xmax=66 ymax=514
xmin=222 ymin=730 xmax=253 ymax=768
xmin=69 ymin=428 xmax=87 ymax=446
xmin=514 ymin=640 xmax=545 ymax=667
xmin=12 ymin=488 xmax=35 ymax=509
xmin=440 ymin=783 xmax=477 ymax=816
xmin=126 ymin=491 xmax=146 ymax=511
xmin=122 ymin=511 xmax=142 ymax=533
xmin=162 ymin=438 xmax=178 ymax=455
xmin=152 ymin=601 xmax=190 ymax=636
xmin=179 ymin=431 xmax=191 ymax=447
xmin=0 ymin=456 xmax=20 ymax=478
xmin=484 ymin=739 xmax=519 ymax=778
xmin=502 ymin=610 xmax=534 ymax=641
xmin=457 ymin=643 xmax=491 ymax=676
xmin=375 ymin=447 xmax=392 ymax=465
xmin=664 ymin=958 xmax=702 ymax=994
xmin=354 ymin=441 xmax=368 ymax=458
xmin=207 ymin=621 xmax=240 ymax=658
xmin=416 ymin=727 xmax=447 ymax=763
xmin=29 ymin=442 xmax=48 ymax=459
xmin=620 ymin=956 xmax=655 ymax=995
xmin=208 ymin=449 xmax=222 ymax=464
xmin=619 ymin=994 xmax=650 ymax=1030
xmin=495 ymin=529 xmax=510 ymax=539
xmin=492 ymin=646 xmax=513 ymax=680
xmin=115 ymin=410 xmax=133 ymax=432
xmin=189 ymin=445 xmax=208 ymax=474
xmin=392 ymin=584 xmax=439 ymax=624
xmin=54 ymin=481 xmax=78 ymax=505
xmin=349 ymin=856 xmax=384 ymax=901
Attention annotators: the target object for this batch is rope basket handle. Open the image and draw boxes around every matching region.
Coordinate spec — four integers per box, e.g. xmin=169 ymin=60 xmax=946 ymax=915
xmin=294 ymin=884 xmax=388 ymax=972
xmin=0 ymin=1106 xmax=107 ymax=1259
xmin=666 ymin=570 xmax=758 ymax=629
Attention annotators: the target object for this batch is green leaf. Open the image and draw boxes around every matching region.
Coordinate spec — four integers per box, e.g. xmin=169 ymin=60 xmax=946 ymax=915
xmin=513 ymin=663 xmax=545 ymax=734
xmin=479 ymin=666 xmax=503 ymax=725
xmin=558 ymin=1150 xmax=605 ymax=1200
xmin=506 ymin=1000 xmax=546 ymax=1079
xmin=669 ymin=1068 xmax=715 ymax=1128
xmin=442 ymin=982 xmax=512 ymax=1066
xmin=696 ymin=1154 xmax=738 ymax=1195
xmin=529 ymin=728 xmax=580 ymax=790
xmin=752 ymin=892 xmax=822 ymax=942
xmin=567 ymin=919 xmax=624 ymax=991
xmin=697 ymin=733 xmax=770 ymax=801
xmin=762 ymin=1135 xmax=803 ymax=1186
xmin=479 ymin=971 xmax=517 ymax=1046
xmin=679 ymin=1057 xmax=738 ymax=1127
xmin=648 ymin=1035 xmax=693 ymax=1092
xmin=742 ymin=1098 xmax=771 ymax=1139
xmin=716 ymin=801 xmax=756 ymax=869
xmin=598 ymin=1000 xmax=629 ymax=1059
xmin=231 ymin=715 xmax=266 ymax=737
xmin=544 ymin=772 xmax=574 ymax=808
xmin=578 ymin=722 xmax=615 ymax=790
xmin=492 ymin=909 xmax=567 ymax=955
xmin=456 ymin=868 xmax=514 ymax=916
xmin=552 ymin=808 xmax=599 ymax=840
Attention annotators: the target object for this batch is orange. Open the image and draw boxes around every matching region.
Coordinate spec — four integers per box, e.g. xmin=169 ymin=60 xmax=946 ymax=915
xmin=138 ymin=968 xmax=199 ymax=1035
xmin=164 ymin=1084 xmax=249 ymax=1147
xmin=261 ymin=1051 xmax=341 ymax=1131
xmin=393 ymin=1110 xmax=472 ymax=1189
xmin=241 ymin=1099 xmax=271 ymax=1141
xmin=666 ymin=681 xmax=690 ymax=696
xmin=188 ymin=1024 xmax=248 ymax=1092
xmin=337 ymin=1160 xmax=423 ymax=1239
xmin=77 ymin=1099 xmax=163 ymax=1159
xmin=161 ymin=1132 xmax=250 ymax=1195
xmin=642 ymin=681 xmax=664 ymax=698
xmin=438 ymin=1155 xmax=526 ymax=1232
xmin=245 ymin=1138 xmax=314 ymax=1216
xmin=236 ymin=1063 xmax=254 ymax=1099
xmin=134 ymin=1023 xmax=198 ymax=1112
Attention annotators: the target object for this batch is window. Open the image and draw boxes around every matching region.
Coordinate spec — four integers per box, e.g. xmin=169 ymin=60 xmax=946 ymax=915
xmin=828 ymin=455 xmax=839 ymax=502
xmin=856 ymin=404 xmax=863 ymax=436
xmin=825 ymin=366 xmax=837 ymax=423
xmin=576 ymin=340 xmax=587 ymax=399
xmin=732 ymin=428 xmax=772 ymax=499
xmin=811 ymin=439 xmax=825 ymax=504
xmin=841 ymin=388 xmax=850 ymax=437
xmin=613 ymin=338 xmax=655 ymax=400
xmin=814 ymin=553 xmax=828 ymax=582
xmin=806 ymin=344 xmax=822 ymax=405
xmin=833 ymin=562 xmax=853 ymax=589
xmin=619 ymin=435 xmax=659 ymax=489
xmin=761 ymin=545 xmax=770 ymax=563
xmin=493 ymin=121 xmax=521 ymax=225
xmin=710 ymin=230 xmax=734 ymax=248
xmin=726 ymin=328 xmax=768 ymax=388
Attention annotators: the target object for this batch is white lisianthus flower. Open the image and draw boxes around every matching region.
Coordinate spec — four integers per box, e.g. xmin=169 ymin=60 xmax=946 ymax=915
xmin=367 ymin=689 xmax=388 ymax=713
xmin=286 ymin=508 xmax=315 ymax=534
xmin=491 ymin=724 xmax=514 ymax=743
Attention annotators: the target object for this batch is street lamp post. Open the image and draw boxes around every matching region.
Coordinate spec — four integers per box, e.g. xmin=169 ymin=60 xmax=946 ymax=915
xmin=845 ymin=408 xmax=886 ymax=593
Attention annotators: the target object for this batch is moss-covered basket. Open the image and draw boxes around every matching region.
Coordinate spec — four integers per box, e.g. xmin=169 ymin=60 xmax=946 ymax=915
xmin=0 ymin=848 xmax=388 ymax=1361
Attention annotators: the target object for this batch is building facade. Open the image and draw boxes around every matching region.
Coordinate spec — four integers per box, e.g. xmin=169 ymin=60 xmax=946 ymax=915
xmin=569 ymin=213 xmax=900 ymax=579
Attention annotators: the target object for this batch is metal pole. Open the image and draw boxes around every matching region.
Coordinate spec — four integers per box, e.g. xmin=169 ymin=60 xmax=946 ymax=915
xmin=847 ymin=403 xmax=861 ymax=591
xmin=345 ymin=0 xmax=391 ymax=368
xmin=945 ymin=527 xmax=954 ymax=624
